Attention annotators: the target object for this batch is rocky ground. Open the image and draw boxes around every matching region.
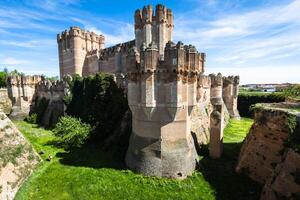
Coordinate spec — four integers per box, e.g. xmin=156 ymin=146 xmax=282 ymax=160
xmin=236 ymin=102 xmax=300 ymax=199
xmin=0 ymin=112 xmax=40 ymax=200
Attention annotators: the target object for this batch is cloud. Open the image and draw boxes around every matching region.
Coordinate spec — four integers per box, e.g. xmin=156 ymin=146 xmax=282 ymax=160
xmin=25 ymin=0 xmax=80 ymax=11
xmin=0 ymin=39 xmax=55 ymax=48
xmin=206 ymin=65 xmax=300 ymax=84
xmin=0 ymin=0 xmax=298 ymax=83
xmin=173 ymin=0 xmax=300 ymax=83
xmin=84 ymin=24 xmax=134 ymax=47
xmin=0 ymin=57 xmax=30 ymax=65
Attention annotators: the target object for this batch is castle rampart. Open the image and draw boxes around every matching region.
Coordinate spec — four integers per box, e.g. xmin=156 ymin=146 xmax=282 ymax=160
xmin=6 ymin=75 xmax=67 ymax=125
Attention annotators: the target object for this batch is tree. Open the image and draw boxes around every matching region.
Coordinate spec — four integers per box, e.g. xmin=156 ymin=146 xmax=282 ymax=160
xmin=0 ymin=71 xmax=7 ymax=88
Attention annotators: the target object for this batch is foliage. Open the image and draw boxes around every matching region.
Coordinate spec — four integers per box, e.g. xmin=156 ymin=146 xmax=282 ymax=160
xmin=8 ymin=69 xmax=24 ymax=76
xmin=25 ymin=113 xmax=38 ymax=124
xmin=65 ymin=73 xmax=129 ymax=144
xmin=44 ymin=76 xmax=59 ymax=82
xmin=53 ymin=116 xmax=92 ymax=150
xmin=0 ymin=71 xmax=7 ymax=88
xmin=283 ymin=85 xmax=300 ymax=99
xmin=15 ymin=118 xmax=261 ymax=200
xmin=285 ymin=114 xmax=300 ymax=153
xmin=30 ymin=97 xmax=49 ymax=124
xmin=238 ymin=92 xmax=285 ymax=117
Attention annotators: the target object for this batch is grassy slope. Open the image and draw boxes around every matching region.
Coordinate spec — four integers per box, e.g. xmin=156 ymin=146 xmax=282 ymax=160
xmin=14 ymin=118 xmax=260 ymax=200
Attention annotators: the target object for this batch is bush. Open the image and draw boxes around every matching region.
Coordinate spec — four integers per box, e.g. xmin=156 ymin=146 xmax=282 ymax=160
xmin=0 ymin=71 xmax=7 ymax=88
xmin=53 ymin=116 xmax=92 ymax=150
xmin=65 ymin=73 xmax=129 ymax=143
xmin=283 ymin=85 xmax=300 ymax=99
xmin=25 ymin=113 xmax=37 ymax=124
xmin=238 ymin=92 xmax=285 ymax=117
xmin=31 ymin=97 xmax=49 ymax=124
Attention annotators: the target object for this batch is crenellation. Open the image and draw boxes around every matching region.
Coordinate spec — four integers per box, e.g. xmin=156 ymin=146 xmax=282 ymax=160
xmin=57 ymin=26 xmax=105 ymax=77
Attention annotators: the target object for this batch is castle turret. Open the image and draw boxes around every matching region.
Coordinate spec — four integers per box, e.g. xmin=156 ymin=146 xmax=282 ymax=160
xmin=125 ymin=41 xmax=206 ymax=179
xmin=57 ymin=26 xmax=105 ymax=77
xmin=222 ymin=76 xmax=240 ymax=119
xmin=134 ymin=4 xmax=174 ymax=57
xmin=209 ymin=73 xmax=224 ymax=159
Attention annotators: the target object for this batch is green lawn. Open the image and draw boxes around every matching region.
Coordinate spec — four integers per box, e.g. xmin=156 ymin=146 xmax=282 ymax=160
xmin=14 ymin=118 xmax=260 ymax=200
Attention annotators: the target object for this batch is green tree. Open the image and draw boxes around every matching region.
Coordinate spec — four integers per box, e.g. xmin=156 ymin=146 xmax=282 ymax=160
xmin=53 ymin=116 xmax=92 ymax=150
xmin=0 ymin=71 xmax=7 ymax=88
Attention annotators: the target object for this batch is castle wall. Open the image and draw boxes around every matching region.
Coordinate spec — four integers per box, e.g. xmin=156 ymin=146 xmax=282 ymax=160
xmin=98 ymin=40 xmax=135 ymax=75
xmin=190 ymin=75 xmax=212 ymax=145
xmin=236 ymin=102 xmax=300 ymax=199
xmin=0 ymin=89 xmax=12 ymax=115
xmin=6 ymin=76 xmax=67 ymax=125
xmin=6 ymin=75 xmax=42 ymax=120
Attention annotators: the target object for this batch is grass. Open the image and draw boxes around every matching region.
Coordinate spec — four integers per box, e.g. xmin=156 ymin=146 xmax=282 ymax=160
xmin=14 ymin=118 xmax=260 ymax=200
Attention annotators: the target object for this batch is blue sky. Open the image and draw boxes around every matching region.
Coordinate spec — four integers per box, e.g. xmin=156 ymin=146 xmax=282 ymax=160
xmin=0 ymin=0 xmax=299 ymax=84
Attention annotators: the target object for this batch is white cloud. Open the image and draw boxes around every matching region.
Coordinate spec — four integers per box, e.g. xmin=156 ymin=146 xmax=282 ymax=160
xmin=174 ymin=0 xmax=300 ymax=83
xmin=0 ymin=39 xmax=55 ymax=48
xmin=206 ymin=65 xmax=300 ymax=84
xmin=84 ymin=24 xmax=134 ymax=47
xmin=0 ymin=57 xmax=30 ymax=65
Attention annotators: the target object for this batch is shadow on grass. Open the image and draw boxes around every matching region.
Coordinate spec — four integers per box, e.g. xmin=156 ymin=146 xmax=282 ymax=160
xmin=54 ymin=144 xmax=127 ymax=170
xmin=198 ymin=142 xmax=262 ymax=200
xmin=45 ymin=136 xmax=261 ymax=200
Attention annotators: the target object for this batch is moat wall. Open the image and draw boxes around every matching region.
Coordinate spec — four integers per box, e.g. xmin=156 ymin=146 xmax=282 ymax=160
xmin=236 ymin=102 xmax=300 ymax=199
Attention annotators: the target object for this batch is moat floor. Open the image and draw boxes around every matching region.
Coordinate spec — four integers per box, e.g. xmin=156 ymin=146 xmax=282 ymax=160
xmin=14 ymin=118 xmax=261 ymax=200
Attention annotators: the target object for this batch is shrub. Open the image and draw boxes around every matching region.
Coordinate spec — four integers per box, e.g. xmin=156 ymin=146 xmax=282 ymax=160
xmin=283 ymin=85 xmax=300 ymax=99
xmin=53 ymin=116 xmax=92 ymax=150
xmin=31 ymin=97 xmax=49 ymax=124
xmin=0 ymin=71 xmax=7 ymax=88
xmin=238 ymin=92 xmax=285 ymax=117
xmin=25 ymin=113 xmax=37 ymax=124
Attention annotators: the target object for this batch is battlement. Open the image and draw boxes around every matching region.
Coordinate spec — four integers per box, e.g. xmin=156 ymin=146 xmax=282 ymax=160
xmin=234 ymin=76 xmax=240 ymax=85
xmin=57 ymin=26 xmax=105 ymax=45
xmin=198 ymin=74 xmax=211 ymax=88
xmin=132 ymin=41 xmax=205 ymax=74
xmin=134 ymin=4 xmax=174 ymax=56
xmin=7 ymin=75 xmax=43 ymax=86
xmin=209 ymin=73 xmax=223 ymax=87
xmin=57 ymin=26 xmax=106 ymax=77
xmin=99 ymin=40 xmax=135 ymax=60
xmin=223 ymin=76 xmax=240 ymax=87
xmin=134 ymin=4 xmax=173 ymax=29
xmin=163 ymin=41 xmax=205 ymax=73
xmin=37 ymin=80 xmax=65 ymax=92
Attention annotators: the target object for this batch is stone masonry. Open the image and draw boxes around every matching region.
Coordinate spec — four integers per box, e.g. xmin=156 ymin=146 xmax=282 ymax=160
xmin=54 ymin=4 xmax=241 ymax=179
xmin=236 ymin=102 xmax=300 ymax=199
xmin=6 ymin=75 xmax=67 ymax=126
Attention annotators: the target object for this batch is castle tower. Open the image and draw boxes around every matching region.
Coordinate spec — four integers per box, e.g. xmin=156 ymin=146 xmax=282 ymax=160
xmin=222 ymin=76 xmax=240 ymax=119
xmin=134 ymin=4 xmax=174 ymax=57
xmin=209 ymin=73 xmax=224 ymax=159
xmin=125 ymin=41 xmax=206 ymax=179
xmin=57 ymin=27 xmax=105 ymax=77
